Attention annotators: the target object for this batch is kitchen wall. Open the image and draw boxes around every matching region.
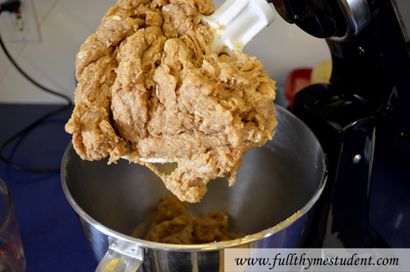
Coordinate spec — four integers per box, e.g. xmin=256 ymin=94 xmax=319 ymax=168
xmin=0 ymin=0 xmax=330 ymax=104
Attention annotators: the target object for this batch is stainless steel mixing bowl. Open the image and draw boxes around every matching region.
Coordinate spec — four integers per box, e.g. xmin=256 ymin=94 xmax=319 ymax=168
xmin=61 ymin=106 xmax=327 ymax=272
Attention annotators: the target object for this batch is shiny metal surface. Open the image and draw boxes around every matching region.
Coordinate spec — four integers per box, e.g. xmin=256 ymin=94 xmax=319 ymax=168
xmin=394 ymin=0 xmax=410 ymax=42
xmin=331 ymin=0 xmax=371 ymax=41
xmin=61 ymin=106 xmax=327 ymax=272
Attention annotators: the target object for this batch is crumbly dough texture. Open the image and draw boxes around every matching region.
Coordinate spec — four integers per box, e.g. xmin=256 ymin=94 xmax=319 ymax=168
xmin=139 ymin=196 xmax=239 ymax=244
xmin=65 ymin=0 xmax=277 ymax=203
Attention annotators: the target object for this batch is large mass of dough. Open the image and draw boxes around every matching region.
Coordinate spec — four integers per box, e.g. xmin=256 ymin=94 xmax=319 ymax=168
xmin=65 ymin=0 xmax=277 ymax=203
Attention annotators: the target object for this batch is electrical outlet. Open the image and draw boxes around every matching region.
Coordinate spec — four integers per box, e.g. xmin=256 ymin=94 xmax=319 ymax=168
xmin=2 ymin=0 xmax=40 ymax=43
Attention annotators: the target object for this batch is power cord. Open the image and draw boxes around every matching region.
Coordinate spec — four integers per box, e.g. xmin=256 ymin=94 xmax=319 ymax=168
xmin=0 ymin=0 xmax=74 ymax=173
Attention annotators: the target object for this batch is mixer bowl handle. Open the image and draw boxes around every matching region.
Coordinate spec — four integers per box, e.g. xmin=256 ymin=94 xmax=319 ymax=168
xmin=96 ymin=239 xmax=143 ymax=272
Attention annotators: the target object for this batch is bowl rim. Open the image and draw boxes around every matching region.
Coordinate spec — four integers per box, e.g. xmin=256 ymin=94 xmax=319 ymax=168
xmin=60 ymin=105 xmax=328 ymax=252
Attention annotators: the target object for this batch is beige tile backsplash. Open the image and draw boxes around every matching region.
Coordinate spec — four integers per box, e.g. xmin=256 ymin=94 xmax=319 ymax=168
xmin=0 ymin=0 xmax=329 ymax=104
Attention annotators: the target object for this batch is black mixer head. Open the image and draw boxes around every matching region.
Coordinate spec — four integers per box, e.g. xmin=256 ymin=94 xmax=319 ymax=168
xmin=268 ymin=0 xmax=381 ymax=40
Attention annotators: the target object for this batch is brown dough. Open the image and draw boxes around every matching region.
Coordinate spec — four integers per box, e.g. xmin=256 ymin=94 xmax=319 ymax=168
xmin=65 ymin=0 xmax=277 ymax=203
xmin=139 ymin=196 xmax=239 ymax=244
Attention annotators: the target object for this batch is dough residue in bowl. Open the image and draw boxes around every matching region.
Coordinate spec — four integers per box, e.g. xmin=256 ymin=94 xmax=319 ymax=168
xmin=134 ymin=195 xmax=239 ymax=244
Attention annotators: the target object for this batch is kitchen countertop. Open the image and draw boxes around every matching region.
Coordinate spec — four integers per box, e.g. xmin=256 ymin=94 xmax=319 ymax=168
xmin=0 ymin=104 xmax=96 ymax=272
xmin=0 ymin=103 xmax=408 ymax=271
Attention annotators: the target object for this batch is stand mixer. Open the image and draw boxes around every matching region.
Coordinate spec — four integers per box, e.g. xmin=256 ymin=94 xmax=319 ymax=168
xmin=59 ymin=1 xmax=410 ymax=270
xmin=268 ymin=0 xmax=410 ymax=247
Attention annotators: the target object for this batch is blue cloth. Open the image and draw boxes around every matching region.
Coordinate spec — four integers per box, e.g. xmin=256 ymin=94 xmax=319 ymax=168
xmin=0 ymin=104 xmax=96 ymax=272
